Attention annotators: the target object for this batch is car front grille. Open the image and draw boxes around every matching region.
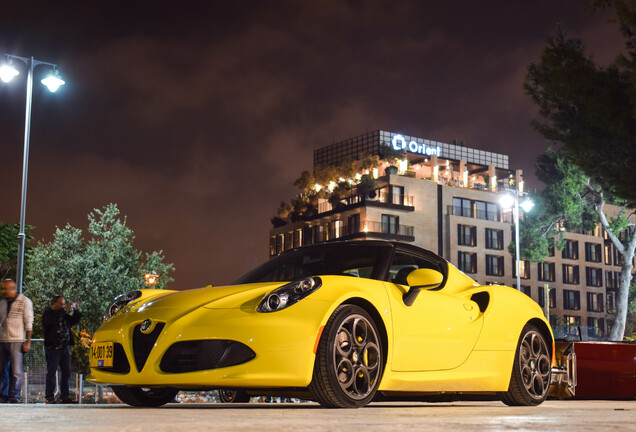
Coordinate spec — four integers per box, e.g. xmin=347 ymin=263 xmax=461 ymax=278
xmin=132 ymin=322 xmax=165 ymax=372
xmin=159 ymin=340 xmax=255 ymax=373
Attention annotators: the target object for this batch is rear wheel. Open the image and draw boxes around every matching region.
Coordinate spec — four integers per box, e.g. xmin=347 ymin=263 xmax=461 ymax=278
xmin=309 ymin=304 xmax=383 ymax=408
xmin=218 ymin=389 xmax=251 ymax=403
xmin=499 ymin=324 xmax=551 ymax=406
xmin=112 ymin=386 xmax=178 ymax=407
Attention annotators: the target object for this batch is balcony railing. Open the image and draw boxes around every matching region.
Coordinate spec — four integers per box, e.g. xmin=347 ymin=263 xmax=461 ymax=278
xmin=448 ymin=205 xmax=500 ymax=222
xmin=324 ymin=221 xmax=414 ymax=240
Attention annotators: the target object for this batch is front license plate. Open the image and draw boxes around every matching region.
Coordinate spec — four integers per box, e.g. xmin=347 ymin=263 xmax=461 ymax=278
xmin=90 ymin=341 xmax=114 ymax=368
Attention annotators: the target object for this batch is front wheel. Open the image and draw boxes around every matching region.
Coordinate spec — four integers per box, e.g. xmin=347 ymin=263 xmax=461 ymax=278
xmin=499 ymin=324 xmax=552 ymax=406
xmin=309 ymin=304 xmax=384 ymax=408
xmin=112 ymin=386 xmax=179 ymax=407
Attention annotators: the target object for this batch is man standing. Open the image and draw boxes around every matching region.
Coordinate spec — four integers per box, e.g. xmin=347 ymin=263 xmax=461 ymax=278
xmin=42 ymin=295 xmax=81 ymax=404
xmin=0 ymin=279 xmax=33 ymax=403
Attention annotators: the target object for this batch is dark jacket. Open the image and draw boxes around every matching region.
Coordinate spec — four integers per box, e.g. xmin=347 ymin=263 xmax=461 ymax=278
xmin=42 ymin=308 xmax=82 ymax=349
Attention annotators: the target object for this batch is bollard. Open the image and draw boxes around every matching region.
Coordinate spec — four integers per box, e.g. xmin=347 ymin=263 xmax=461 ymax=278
xmin=55 ymin=370 xmax=60 ymax=398
xmin=23 ymin=372 xmax=28 ymax=404
xmin=79 ymin=373 xmax=83 ymax=405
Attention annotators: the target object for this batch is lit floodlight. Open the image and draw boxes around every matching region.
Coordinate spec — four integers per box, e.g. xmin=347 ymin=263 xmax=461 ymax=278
xmin=500 ymin=194 xmax=514 ymax=210
xmin=0 ymin=63 xmax=19 ymax=83
xmin=520 ymin=199 xmax=535 ymax=213
xmin=41 ymin=69 xmax=65 ymax=92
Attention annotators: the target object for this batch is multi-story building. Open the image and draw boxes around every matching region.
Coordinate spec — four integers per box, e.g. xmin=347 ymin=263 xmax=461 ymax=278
xmin=269 ymin=130 xmax=627 ymax=337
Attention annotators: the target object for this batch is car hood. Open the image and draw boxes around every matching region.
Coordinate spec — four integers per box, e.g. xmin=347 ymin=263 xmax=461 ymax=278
xmin=136 ymin=282 xmax=284 ymax=313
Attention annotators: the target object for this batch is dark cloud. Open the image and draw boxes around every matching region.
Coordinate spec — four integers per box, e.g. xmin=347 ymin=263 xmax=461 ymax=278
xmin=0 ymin=1 xmax=625 ymax=289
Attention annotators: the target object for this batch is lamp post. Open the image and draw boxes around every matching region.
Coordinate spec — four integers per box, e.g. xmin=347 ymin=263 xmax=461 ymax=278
xmin=500 ymin=188 xmax=534 ymax=291
xmin=1 ymin=54 xmax=65 ymax=294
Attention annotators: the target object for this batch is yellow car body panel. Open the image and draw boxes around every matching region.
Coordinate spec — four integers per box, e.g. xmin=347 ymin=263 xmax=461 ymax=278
xmin=88 ymin=241 xmax=553 ymax=400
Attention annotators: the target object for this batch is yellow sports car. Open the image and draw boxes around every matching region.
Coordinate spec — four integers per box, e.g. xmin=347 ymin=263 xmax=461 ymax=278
xmin=88 ymin=241 xmax=553 ymax=408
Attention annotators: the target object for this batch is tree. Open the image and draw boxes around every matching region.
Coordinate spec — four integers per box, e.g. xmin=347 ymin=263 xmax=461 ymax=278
xmin=0 ymin=222 xmax=33 ymax=280
xmin=524 ymin=17 xmax=636 ymax=339
xmin=23 ymin=203 xmax=174 ymax=371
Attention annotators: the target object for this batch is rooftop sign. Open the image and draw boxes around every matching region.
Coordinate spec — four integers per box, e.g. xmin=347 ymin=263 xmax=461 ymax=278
xmin=391 ymin=134 xmax=440 ymax=157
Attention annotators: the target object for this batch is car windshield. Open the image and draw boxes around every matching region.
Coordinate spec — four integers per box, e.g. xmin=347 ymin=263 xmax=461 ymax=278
xmin=233 ymin=243 xmax=391 ymax=284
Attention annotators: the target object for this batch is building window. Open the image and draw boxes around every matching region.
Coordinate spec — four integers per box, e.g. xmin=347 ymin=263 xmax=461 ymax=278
xmin=548 ymin=246 xmax=555 ymax=257
xmin=458 ymin=251 xmax=477 ymax=274
xmin=486 ymin=255 xmax=504 ymax=276
xmin=347 ymin=214 xmax=360 ymax=235
xmin=564 ymin=315 xmax=581 ymax=334
xmin=606 ymin=271 xmax=620 ymax=290
xmin=329 ymin=220 xmax=344 ymax=240
xmin=587 ymin=317 xmax=605 ymax=338
xmin=562 ymin=240 xmax=579 ymax=260
xmin=453 ymin=197 xmax=473 ymax=217
xmin=521 ymin=286 xmax=532 ymax=297
xmin=562 ymin=264 xmax=580 ymax=284
xmin=563 ymin=289 xmax=580 ymax=310
xmin=458 ymin=225 xmax=477 ymax=246
xmin=475 ymin=201 xmax=499 ymax=221
xmin=549 ymin=288 xmax=557 ymax=308
xmin=269 ymin=236 xmax=276 ymax=256
xmin=390 ymin=185 xmax=405 ymax=205
xmin=538 ymin=286 xmax=547 ymax=307
xmin=513 ymin=259 xmax=530 ymax=279
xmin=312 ymin=225 xmax=324 ymax=243
xmin=284 ymin=231 xmax=293 ymax=250
xmin=585 ymin=267 xmax=602 ymax=287
xmin=585 ymin=242 xmax=602 ymax=263
xmin=538 ymin=262 xmax=555 ymax=282
xmin=607 ymin=292 xmax=616 ymax=313
xmin=293 ymin=229 xmax=303 ymax=248
xmin=587 ymin=292 xmax=604 ymax=312
xmin=613 ymin=246 xmax=623 ymax=266
xmin=485 ymin=228 xmax=503 ymax=250
xmin=381 ymin=214 xmax=399 ymax=234
xmin=604 ymin=244 xmax=612 ymax=265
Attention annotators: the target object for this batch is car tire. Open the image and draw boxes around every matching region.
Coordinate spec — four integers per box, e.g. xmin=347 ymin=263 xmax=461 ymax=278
xmin=112 ymin=386 xmax=179 ymax=407
xmin=499 ymin=324 xmax=552 ymax=406
xmin=309 ymin=304 xmax=383 ymax=408
xmin=218 ymin=389 xmax=251 ymax=403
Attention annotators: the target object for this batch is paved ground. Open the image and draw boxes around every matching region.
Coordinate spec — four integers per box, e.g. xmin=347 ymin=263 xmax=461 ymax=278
xmin=0 ymin=400 xmax=635 ymax=432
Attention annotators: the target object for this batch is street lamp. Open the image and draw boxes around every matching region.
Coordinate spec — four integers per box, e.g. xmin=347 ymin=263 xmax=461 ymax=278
xmin=500 ymin=188 xmax=534 ymax=291
xmin=1 ymin=54 xmax=65 ymax=294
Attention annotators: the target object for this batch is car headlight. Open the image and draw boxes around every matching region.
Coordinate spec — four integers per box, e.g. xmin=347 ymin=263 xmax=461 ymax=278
xmin=257 ymin=277 xmax=322 ymax=313
xmin=104 ymin=290 xmax=142 ymax=320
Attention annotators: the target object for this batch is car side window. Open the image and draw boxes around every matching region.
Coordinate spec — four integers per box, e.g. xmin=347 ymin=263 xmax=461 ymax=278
xmin=390 ymin=252 xmax=439 ymax=285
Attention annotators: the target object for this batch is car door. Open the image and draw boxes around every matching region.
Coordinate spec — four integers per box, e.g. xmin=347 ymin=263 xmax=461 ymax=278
xmin=386 ymin=250 xmax=484 ymax=371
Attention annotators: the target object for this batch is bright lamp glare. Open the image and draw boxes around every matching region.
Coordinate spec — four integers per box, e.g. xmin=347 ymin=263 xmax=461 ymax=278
xmin=41 ymin=72 xmax=65 ymax=92
xmin=520 ymin=199 xmax=535 ymax=213
xmin=500 ymin=194 xmax=514 ymax=209
xmin=0 ymin=64 xmax=19 ymax=83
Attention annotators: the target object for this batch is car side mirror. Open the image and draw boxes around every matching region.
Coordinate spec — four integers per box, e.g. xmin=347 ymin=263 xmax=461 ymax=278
xmin=402 ymin=268 xmax=444 ymax=306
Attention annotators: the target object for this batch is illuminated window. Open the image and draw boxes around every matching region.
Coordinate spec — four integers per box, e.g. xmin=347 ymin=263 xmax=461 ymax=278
xmin=458 ymin=251 xmax=477 ymax=273
xmin=585 ymin=242 xmax=601 ymax=263
xmin=585 ymin=267 xmax=602 ymax=287
xmin=563 ymin=289 xmax=580 ymax=310
xmin=538 ymin=262 xmax=555 ymax=282
xmin=513 ymin=259 xmax=530 ymax=279
xmin=587 ymin=292 xmax=604 ymax=312
xmin=486 ymin=255 xmax=504 ymax=276
xmin=458 ymin=225 xmax=477 ymax=246
xmin=562 ymin=264 xmax=579 ymax=284
xmin=485 ymin=228 xmax=503 ymax=249
xmin=562 ymin=240 xmax=579 ymax=260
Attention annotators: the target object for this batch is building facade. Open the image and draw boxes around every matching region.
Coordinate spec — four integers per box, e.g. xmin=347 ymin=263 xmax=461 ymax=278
xmin=270 ymin=130 xmax=626 ymax=337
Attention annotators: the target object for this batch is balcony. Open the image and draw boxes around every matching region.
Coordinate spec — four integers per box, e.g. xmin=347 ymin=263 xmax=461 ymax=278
xmin=318 ymin=187 xmax=414 ymax=214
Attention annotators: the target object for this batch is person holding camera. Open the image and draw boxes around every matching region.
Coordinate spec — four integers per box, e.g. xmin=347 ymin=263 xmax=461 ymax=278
xmin=43 ymin=295 xmax=81 ymax=404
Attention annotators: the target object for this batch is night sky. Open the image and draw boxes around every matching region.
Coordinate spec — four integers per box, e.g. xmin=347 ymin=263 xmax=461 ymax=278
xmin=0 ymin=1 xmax=624 ymax=290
